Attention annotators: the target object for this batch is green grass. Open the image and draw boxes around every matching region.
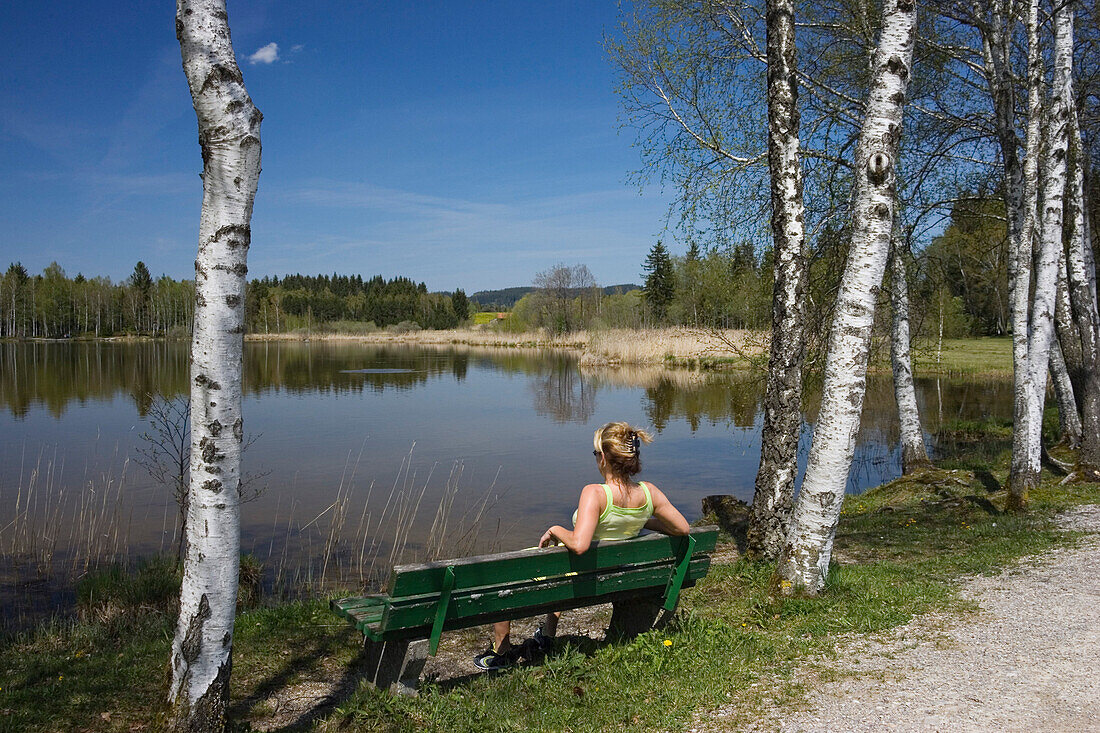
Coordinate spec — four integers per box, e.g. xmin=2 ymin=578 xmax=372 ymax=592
xmin=2 ymin=424 xmax=1097 ymax=731
xmin=473 ymin=312 xmax=506 ymax=325
xmin=909 ymin=336 xmax=1013 ymax=376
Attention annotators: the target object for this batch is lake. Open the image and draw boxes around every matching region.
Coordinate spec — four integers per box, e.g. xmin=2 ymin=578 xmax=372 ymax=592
xmin=0 ymin=340 xmax=1011 ymax=602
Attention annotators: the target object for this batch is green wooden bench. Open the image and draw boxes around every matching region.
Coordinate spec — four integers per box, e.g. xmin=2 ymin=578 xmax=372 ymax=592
xmin=331 ymin=525 xmax=719 ymax=694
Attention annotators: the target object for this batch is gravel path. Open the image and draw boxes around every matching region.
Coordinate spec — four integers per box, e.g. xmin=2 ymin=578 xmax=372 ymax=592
xmin=702 ymin=505 xmax=1100 ymax=733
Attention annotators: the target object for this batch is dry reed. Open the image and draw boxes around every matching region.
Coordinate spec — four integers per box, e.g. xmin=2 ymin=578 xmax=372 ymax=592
xmin=247 ymin=326 xmax=769 ymax=368
xmin=576 ymin=327 xmax=764 ymax=366
xmin=3 ymin=439 xmax=507 ymax=621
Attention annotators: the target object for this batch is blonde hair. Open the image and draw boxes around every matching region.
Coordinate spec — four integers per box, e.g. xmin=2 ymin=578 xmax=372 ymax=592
xmin=593 ymin=421 xmax=653 ymax=479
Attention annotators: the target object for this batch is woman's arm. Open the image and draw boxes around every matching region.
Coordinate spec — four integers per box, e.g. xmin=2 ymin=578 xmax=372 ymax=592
xmin=539 ymin=484 xmax=603 ymax=554
xmin=644 ymin=484 xmax=690 ymax=536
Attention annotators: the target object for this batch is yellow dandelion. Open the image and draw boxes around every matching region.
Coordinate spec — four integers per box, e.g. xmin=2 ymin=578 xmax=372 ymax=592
xmin=663 ymin=639 xmax=672 ymax=647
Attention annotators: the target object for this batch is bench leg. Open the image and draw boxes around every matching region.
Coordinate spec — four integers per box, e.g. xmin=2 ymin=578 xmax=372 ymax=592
xmin=362 ymin=639 xmax=429 ymax=696
xmin=607 ymin=595 xmax=671 ymax=640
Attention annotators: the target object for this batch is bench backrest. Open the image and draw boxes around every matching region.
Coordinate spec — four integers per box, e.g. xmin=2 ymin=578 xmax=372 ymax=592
xmin=387 ymin=526 xmax=718 ymax=598
xmin=333 ymin=527 xmax=719 ymax=652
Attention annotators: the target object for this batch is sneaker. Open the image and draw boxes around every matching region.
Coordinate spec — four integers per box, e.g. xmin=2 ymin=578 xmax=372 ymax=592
xmin=526 ymin=626 xmax=554 ymax=655
xmin=473 ymin=642 xmax=516 ymax=671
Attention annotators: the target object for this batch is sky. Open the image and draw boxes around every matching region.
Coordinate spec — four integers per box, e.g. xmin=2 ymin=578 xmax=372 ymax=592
xmin=0 ymin=1 xmax=677 ymax=294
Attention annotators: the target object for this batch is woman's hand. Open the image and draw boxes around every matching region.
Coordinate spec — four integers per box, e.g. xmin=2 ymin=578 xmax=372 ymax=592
xmin=539 ymin=528 xmax=560 ymax=548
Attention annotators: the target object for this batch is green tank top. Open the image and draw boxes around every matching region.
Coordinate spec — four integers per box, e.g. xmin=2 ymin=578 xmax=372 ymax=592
xmin=572 ymin=482 xmax=654 ymax=541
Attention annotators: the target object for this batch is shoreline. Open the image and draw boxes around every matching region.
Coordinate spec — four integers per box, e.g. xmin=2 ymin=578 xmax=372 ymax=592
xmin=2 ymin=330 xmax=1013 ymax=376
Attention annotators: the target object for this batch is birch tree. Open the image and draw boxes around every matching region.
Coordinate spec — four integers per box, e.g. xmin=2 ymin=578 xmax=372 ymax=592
xmin=1004 ymin=0 xmax=1044 ymax=506
xmin=1015 ymin=0 xmax=1072 ymax=509
xmin=1055 ymin=247 xmax=1086 ymax=415
xmin=1049 ymin=339 xmax=1082 ymax=448
xmin=746 ymin=0 xmax=808 ymax=559
xmin=889 ymin=231 xmax=931 ymax=472
xmin=1061 ymin=1 xmax=1100 ymax=480
xmin=169 ymin=1 xmax=261 ymax=729
xmin=775 ymin=0 xmax=917 ymax=594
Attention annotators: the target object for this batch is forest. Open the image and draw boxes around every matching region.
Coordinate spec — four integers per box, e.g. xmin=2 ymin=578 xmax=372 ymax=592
xmin=0 ymin=263 xmax=472 ymax=337
xmin=1 ymin=191 xmax=1025 ymax=342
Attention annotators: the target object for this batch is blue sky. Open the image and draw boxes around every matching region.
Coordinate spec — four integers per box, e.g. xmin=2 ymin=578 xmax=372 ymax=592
xmin=0 ymin=1 xmax=675 ymax=293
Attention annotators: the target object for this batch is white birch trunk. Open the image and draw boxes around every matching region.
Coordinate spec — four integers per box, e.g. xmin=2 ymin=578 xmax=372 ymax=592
xmin=1049 ymin=338 xmax=1082 ymax=448
xmin=1006 ymin=0 xmax=1043 ymax=505
xmin=748 ymin=0 xmax=807 ymax=560
xmin=1055 ymin=245 xmax=1085 ymax=409
xmin=889 ymin=232 xmax=930 ymax=473
xmin=1018 ymin=0 xmax=1072 ymax=508
xmin=1062 ymin=3 xmax=1100 ymax=478
xmin=169 ymin=1 xmax=261 ymax=729
xmin=775 ymin=0 xmax=916 ymax=595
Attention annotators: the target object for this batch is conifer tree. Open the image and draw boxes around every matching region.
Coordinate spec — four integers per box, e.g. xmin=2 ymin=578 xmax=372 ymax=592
xmin=643 ymin=241 xmax=675 ymax=323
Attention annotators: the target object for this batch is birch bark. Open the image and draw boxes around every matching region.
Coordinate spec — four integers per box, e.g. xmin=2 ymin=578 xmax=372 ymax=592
xmin=1061 ymin=2 xmax=1100 ymax=478
xmin=747 ymin=0 xmax=807 ymax=560
xmin=1055 ymin=247 xmax=1085 ymax=414
xmin=775 ymin=0 xmax=916 ymax=595
xmin=1017 ymin=0 xmax=1072 ymax=508
xmin=889 ymin=232 xmax=930 ymax=473
xmin=1049 ymin=338 xmax=1082 ymax=448
xmin=169 ymin=1 xmax=261 ymax=730
xmin=1005 ymin=0 xmax=1043 ymax=505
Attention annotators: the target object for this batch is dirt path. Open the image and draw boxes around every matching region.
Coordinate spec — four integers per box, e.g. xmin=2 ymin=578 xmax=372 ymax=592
xmin=701 ymin=505 xmax=1100 ymax=733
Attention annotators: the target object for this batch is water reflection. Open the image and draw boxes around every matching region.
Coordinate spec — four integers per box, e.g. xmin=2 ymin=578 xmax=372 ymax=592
xmin=530 ymin=368 xmax=597 ymax=423
xmin=0 ymin=340 xmax=1014 ymax=592
xmin=0 ymin=341 xmax=189 ymax=418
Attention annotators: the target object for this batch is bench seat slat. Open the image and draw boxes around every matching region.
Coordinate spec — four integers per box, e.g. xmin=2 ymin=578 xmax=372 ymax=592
xmin=388 ymin=527 xmax=718 ymax=597
xmin=363 ymin=582 xmax=700 ymax=643
xmin=330 ymin=596 xmax=387 ymax=623
xmin=362 ymin=556 xmax=711 ymax=640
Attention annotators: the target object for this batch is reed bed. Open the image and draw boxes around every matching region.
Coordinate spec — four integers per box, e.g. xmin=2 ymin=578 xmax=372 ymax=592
xmin=576 ymin=327 xmax=765 ymax=366
xmin=246 ymin=327 xmax=577 ymax=349
xmin=1 ymin=443 xmax=507 ymax=628
xmin=1 ymin=445 xmax=133 ymax=576
xmin=248 ymin=326 xmax=769 ymax=368
xmin=265 ymin=444 xmax=505 ymax=596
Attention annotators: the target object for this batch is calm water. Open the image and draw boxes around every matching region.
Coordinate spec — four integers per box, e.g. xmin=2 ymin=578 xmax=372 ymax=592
xmin=0 ymin=340 xmax=1011 ymax=586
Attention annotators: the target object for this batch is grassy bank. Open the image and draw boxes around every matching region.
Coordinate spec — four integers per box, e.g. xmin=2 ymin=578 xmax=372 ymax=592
xmin=2 ymin=415 xmax=1096 ymax=732
xmin=908 ymin=337 xmax=1013 ymax=377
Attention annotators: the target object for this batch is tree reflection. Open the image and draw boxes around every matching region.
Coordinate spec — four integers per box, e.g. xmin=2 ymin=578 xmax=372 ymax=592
xmin=530 ymin=366 xmax=597 ymax=423
xmin=644 ymin=372 xmax=765 ymax=432
xmin=0 ymin=342 xmax=1015 ymax=448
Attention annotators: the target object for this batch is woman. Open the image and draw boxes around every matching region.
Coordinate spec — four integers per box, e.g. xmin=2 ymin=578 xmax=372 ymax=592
xmin=474 ymin=421 xmax=690 ymax=671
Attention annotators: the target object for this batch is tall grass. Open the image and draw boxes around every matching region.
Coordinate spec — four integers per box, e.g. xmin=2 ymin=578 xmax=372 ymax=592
xmin=1 ymin=442 xmax=507 ymax=629
xmin=1 ymin=445 xmax=132 ymax=575
xmin=266 ymin=444 xmax=506 ymax=596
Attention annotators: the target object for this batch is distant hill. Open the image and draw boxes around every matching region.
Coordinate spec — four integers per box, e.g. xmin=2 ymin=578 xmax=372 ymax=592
xmin=471 ymin=284 xmax=642 ymax=310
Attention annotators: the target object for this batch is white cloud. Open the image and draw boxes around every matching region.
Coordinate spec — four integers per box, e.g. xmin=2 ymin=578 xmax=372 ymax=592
xmin=248 ymin=43 xmax=279 ymax=65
